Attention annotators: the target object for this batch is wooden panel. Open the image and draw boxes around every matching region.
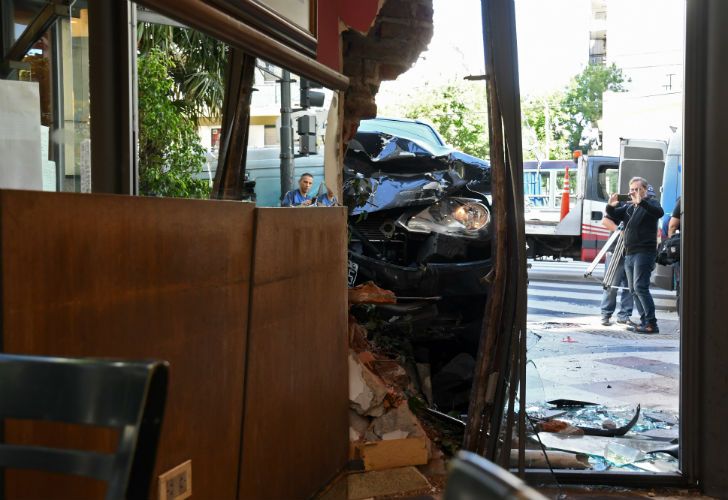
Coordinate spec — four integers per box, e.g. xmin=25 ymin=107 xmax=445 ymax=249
xmin=0 ymin=190 xmax=255 ymax=499
xmin=239 ymin=207 xmax=349 ymax=499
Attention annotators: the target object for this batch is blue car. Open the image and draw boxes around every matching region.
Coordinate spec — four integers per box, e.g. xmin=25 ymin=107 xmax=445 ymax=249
xmin=344 ymin=118 xmax=493 ymax=410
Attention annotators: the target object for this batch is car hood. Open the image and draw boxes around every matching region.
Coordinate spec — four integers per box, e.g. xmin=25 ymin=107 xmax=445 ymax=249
xmin=344 ymin=130 xmax=491 ymax=215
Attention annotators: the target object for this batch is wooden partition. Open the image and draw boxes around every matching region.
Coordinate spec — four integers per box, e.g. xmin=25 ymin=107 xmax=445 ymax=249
xmin=240 ymin=208 xmax=349 ymax=499
xmin=0 ymin=191 xmax=348 ymax=499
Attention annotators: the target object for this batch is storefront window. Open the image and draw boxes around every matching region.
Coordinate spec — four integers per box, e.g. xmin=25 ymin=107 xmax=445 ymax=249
xmin=0 ymin=1 xmax=89 ymax=192
xmin=136 ymin=19 xmax=229 ymax=198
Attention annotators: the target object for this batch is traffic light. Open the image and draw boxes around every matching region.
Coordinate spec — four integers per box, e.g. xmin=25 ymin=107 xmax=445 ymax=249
xmin=299 ymin=78 xmax=325 ymax=109
xmin=297 ymin=114 xmax=317 ymax=155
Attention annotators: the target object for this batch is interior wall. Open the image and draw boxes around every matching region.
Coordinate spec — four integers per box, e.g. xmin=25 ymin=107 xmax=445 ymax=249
xmin=0 ymin=191 xmax=349 ymax=499
xmin=0 ymin=191 xmax=254 ymax=499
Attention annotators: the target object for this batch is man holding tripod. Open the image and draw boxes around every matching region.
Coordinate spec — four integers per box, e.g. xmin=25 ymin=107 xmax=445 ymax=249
xmin=605 ymin=177 xmax=664 ymax=334
xmin=599 ymin=215 xmax=638 ymax=327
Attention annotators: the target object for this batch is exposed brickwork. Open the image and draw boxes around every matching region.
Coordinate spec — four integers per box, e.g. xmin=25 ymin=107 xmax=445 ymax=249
xmin=340 ymin=0 xmax=434 ymax=144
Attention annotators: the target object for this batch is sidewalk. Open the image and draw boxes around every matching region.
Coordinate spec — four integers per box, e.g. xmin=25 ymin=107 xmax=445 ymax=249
xmin=527 ymin=315 xmax=680 ymax=413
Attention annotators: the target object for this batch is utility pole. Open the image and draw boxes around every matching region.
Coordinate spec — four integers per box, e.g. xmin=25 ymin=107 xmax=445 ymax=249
xmin=279 ymin=69 xmax=294 ymax=197
xmin=544 ymin=97 xmax=551 ymax=159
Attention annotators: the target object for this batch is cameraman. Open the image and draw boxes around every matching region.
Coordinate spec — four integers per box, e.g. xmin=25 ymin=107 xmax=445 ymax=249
xmin=606 ymin=177 xmax=664 ymax=334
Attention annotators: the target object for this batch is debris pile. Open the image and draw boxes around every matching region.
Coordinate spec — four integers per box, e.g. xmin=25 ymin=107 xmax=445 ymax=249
xmin=348 ymin=314 xmax=433 ymax=472
xmin=347 ymin=281 xmax=447 ymax=498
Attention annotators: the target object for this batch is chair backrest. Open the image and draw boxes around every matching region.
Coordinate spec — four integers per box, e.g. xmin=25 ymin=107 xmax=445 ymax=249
xmin=444 ymin=451 xmax=547 ymax=500
xmin=0 ymin=354 xmax=169 ymax=499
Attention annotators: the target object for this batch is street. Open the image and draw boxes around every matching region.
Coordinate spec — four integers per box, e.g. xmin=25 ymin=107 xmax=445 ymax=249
xmin=527 ymin=259 xmax=679 ymax=413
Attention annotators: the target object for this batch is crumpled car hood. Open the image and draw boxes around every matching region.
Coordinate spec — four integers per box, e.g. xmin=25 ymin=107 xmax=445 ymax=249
xmin=344 ymin=130 xmax=491 ymax=215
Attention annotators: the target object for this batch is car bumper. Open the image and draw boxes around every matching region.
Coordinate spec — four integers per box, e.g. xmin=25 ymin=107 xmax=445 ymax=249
xmin=349 ymin=251 xmax=492 ymax=297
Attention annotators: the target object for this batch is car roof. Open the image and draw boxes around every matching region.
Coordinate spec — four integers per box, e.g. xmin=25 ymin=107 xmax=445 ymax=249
xmin=358 ymin=117 xmax=446 ymax=148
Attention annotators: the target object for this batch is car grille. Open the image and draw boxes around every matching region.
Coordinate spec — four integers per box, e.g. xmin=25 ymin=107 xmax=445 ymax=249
xmin=351 ymin=212 xmax=400 ymax=241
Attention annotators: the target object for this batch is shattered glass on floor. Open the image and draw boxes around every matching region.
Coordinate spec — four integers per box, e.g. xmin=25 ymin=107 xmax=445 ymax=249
xmin=523 ymin=401 xmax=679 ymax=472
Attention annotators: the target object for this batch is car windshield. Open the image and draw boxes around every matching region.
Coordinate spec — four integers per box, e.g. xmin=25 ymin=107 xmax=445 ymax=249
xmin=358 ymin=119 xmax=445 ymax=148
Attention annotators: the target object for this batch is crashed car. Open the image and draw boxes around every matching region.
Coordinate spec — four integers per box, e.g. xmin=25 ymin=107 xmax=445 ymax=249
xmin=344 ymin=117 xmax=493 ymax=410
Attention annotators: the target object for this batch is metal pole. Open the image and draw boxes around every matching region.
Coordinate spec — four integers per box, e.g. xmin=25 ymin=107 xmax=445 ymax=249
xmin=279 ymin=69 xmax=294 ymax=197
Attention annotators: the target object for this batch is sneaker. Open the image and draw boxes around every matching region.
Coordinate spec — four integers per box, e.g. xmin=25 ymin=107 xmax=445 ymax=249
xmin=617 ymin=318 xmax=639 ymax=328
xmin=635 ymin=323 xmax=660 ymax=334
xmin=601 ymin=316 xmax=611 ymax=326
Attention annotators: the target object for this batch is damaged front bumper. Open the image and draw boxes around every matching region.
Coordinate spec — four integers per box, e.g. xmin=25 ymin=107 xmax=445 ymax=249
xmin=349 ymin=251 xmax=491 ymax=298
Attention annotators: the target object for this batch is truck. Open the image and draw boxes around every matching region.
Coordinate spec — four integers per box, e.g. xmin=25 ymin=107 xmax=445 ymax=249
xmin=524 ymin=135 xmax=675 ymax=262
xmin=524 ymin=155 xmax=620 ymax=261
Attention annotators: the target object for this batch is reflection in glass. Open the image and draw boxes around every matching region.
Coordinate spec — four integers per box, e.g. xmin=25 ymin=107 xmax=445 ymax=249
xmin=10 ymin=1 xmax=89 ymax=192
xmin=244 ymin=60 xmax=332 ymax=206
xmin=2 ymin=0 xmax=50 ymax=56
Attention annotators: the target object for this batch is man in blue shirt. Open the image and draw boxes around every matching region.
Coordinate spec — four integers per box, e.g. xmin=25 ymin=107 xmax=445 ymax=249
xmin=316 ymin=186 xmax=338 ymax=206
xmin=281 ymin=173 xmax=314 ymax=206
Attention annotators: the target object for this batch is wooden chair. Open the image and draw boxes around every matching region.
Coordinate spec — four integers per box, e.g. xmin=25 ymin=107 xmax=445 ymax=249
xmin=444 ymin=450 xmax=547 ymax=500
xmin=0 ymin=354 xmax=169 ymax=499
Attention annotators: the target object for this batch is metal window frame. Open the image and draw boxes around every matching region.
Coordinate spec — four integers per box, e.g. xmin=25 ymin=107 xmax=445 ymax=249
xmin=135 ymin=0 xmax=346 ymax=91
xmin=1 ymin=0 xmax=71 ymax=69
xmin=206 ymin=0 xmax=318 ymax=57
xmin=512 ymin=0 xmax=693 ymax=488
xmin=87 ymin=0 xmax=137 ymax=194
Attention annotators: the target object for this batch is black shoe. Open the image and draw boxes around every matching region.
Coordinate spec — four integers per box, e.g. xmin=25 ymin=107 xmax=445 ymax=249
xmin=635 ymin=323 xmax=660 ymax=334
xmin=618 ymin=318 xmax=639 ymax=328
xmin=601 ymin=316 xmax=611 ymax=326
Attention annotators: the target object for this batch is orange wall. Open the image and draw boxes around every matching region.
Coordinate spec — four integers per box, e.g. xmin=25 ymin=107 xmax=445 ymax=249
xmin=317 ymin=0 xmax=380 ymax=71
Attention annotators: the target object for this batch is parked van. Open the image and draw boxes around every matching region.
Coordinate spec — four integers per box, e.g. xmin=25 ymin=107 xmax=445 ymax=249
xmin=245 ymin=147 xmax=326 ymax=206
xmin=201 ymin=147 xmax=326 ymax=206
xmin=653 ymin=129 xmax=682 ymax=291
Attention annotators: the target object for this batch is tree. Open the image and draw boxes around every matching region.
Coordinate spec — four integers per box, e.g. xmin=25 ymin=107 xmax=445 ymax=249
xmin=561 ymin=63 xmax=628 ymax=152
xmin=137 ymin=23 xmax=227 ymax=124
xmin=521 ymin=92 xmax=572 ymax=160
xmin=137 ymin=48 xmax=210 ymax=198
xmin=399 ymin=83 xmax=489 ymax=159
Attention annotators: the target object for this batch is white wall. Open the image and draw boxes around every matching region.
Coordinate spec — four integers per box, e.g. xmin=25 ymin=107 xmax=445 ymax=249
xmin=600 ymin=91 xmax=682 ymax=156
xmin=598 ymin=0 xmax=685 ymax=154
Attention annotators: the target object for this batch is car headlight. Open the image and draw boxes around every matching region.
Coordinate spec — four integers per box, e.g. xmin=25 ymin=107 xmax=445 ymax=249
xmin=402 ymin=198 xmax=490 ymax=237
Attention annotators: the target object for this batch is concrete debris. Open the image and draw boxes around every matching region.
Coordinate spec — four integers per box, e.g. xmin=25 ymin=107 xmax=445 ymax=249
xmin=349 ymin=410 xmax=371 ymax=442
xmin=348 ymin=281 xmax=397 ymax=304
xmin=348 ymin=315 xmax=371 ymax=353
xmin=347 ymin=313 xmax=444 ymax=482
xmin=371 ymin=359 xmax=410 ymax=388
xmin=366 ymin=402 xmax=426 ymax=441
xmin=349 ymin=352 xmax=389 ymax=417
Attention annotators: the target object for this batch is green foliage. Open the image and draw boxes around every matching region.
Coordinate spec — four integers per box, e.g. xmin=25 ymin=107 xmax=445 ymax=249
xmin=401 ymin=83 xmax=489 ymax=159
xmin=521 ymin=93 xmax=572 ymax=160
xmin=137 ymin=49 xmax=210 ymax=199
xmin=521 ymin=63 xmax=628 ymax=157
xmin=561 ymin=63 xmax=628 ymax=152
xmin=137 ymin=23 xmax=227 ymax=123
